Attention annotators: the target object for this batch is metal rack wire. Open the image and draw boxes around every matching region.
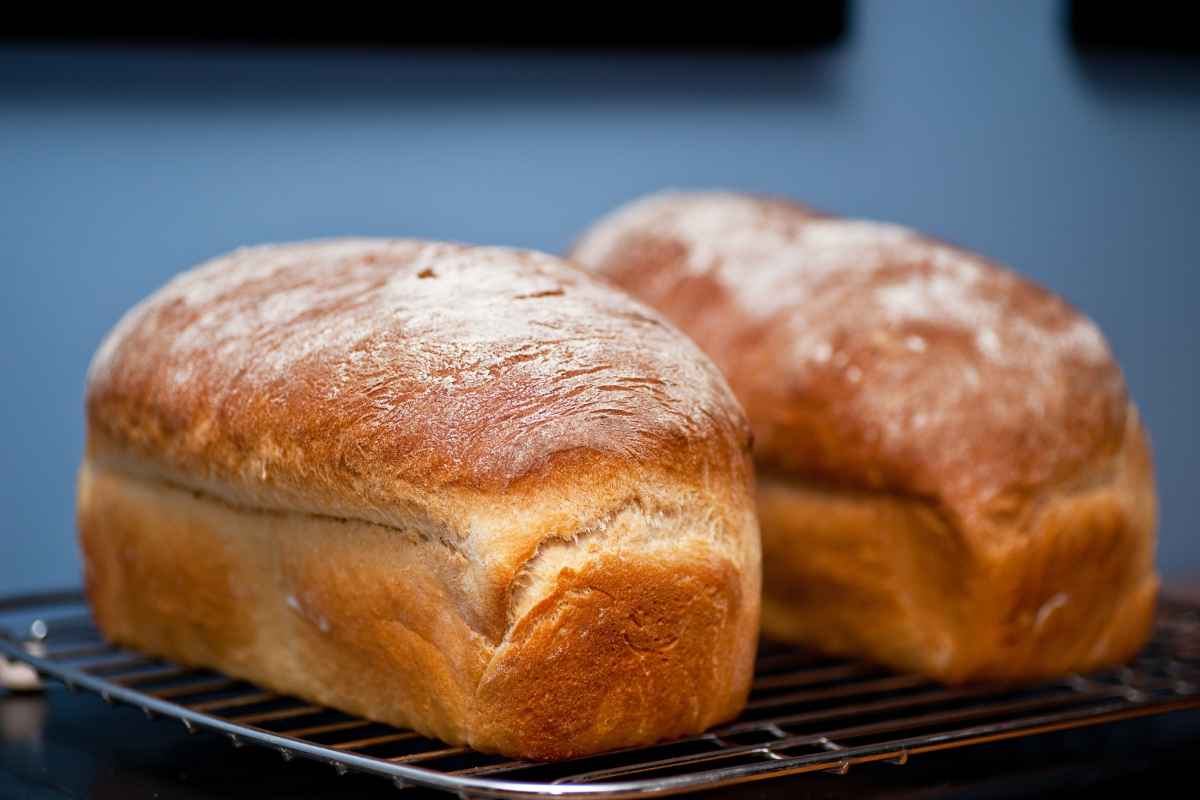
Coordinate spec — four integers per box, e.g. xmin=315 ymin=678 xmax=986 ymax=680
xmin=2 ymin=590 xmax=1198 ymax=798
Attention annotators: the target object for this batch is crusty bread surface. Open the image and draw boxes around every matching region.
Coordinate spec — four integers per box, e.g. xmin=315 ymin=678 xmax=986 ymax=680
xmin=80 ymin=239 xmax=760 ymax=758
xmin=571 ymin=191 xmax=1158 ymax=682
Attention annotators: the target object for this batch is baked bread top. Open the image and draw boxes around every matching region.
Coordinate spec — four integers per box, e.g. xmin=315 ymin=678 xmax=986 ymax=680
xmin=571 ymin=192 xmax=1133 ymax=525
xmin=86 ymin=239 xmax=753 ymax=529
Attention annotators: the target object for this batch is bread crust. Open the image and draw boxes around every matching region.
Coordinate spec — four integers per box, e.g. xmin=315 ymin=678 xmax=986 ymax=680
xmin=572 ymin=191 xmax=1158 ymax=681
xmin=80 ymin=240 xmax=760 ymax=758
xmin=86 ymin=240 xmax=751 ymax=515
xmin=758 ymin=412 xmax=1156 ymax=682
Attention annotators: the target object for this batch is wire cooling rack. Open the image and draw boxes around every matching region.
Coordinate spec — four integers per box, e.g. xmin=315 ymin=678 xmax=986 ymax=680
xmin=1 ymin=591 xmax=1198 ymax=798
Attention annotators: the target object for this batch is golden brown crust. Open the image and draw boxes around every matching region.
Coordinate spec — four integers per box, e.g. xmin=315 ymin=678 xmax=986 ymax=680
xmin=475 ymin=555 xmax=753 ymax=757
xmin=757 ymin=412 xmax=1157 ymax=682
xmin=86 ymin=239 xmax=751 ymax=508
xmin=572 ymin=191 xmax=1159 ymax=681
xmin=571 ymin=193 xmax=1127 ymax=519
xmin=80 ymin=239 xmax=760 ymax=757
xmin=79 ymin=460 xmax=759 ymax=758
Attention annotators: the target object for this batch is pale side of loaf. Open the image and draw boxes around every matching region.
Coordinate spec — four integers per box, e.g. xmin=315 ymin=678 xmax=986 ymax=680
xmin=571 ymin=191 xmax=1158 ymax=682
xmin=79 ymin=240 xmax=761 ymax=759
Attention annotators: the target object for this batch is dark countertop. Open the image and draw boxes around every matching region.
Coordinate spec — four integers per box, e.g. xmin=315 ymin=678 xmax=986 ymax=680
xmin=4 ymin=583 xmax=1199 ymax=799
xmin=3 ymin=685 xmax=1199 ymax=799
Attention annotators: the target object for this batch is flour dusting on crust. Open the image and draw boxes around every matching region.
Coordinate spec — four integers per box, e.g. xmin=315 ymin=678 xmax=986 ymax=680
xmin=87 ymin=239 xmax=750 ymax=502
xmin=572 ymin=192 xmax=1128 ymax=511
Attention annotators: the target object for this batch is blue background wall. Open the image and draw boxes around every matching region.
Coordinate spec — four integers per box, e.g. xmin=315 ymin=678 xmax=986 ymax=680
xmin=2 ymin=0 xmax=1197 ymax=590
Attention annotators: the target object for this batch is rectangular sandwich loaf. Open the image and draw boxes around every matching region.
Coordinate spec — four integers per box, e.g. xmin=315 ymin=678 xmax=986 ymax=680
xmin=79 ymin=239 xmax=761 ymax=759
xmin=572 ymin=192 xmax=1157 ymax=683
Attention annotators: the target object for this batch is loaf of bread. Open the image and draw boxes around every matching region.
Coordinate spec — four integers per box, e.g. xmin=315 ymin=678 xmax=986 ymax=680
xmin=571 ymin=192 xmax=1158 ymax=683
xmin=79 ymin=239 xmax=760 ymax=759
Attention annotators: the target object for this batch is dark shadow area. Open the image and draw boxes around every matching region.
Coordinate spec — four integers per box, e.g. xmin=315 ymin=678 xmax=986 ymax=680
xmin=1065 ymin=0 xmax=1200 ymax=103
xmin=0 ymin=46 xmax=849 ymax=110
xmin=0 ymin=4 xmax=849 ymax=110
xmin=1068 ymin=51 xmax=1200 ymax=104
xmin=3 ymin=686 xmax=1200 ymax=799
xmin=0 ymin=5 xmax=848 ymax=53
xmin=1067 ymin=0 xmax=1200 ymax=54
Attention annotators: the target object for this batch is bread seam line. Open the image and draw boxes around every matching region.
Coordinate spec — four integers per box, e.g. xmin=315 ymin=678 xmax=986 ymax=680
xmin=82 ymin=461 xmax=734 ymax=657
